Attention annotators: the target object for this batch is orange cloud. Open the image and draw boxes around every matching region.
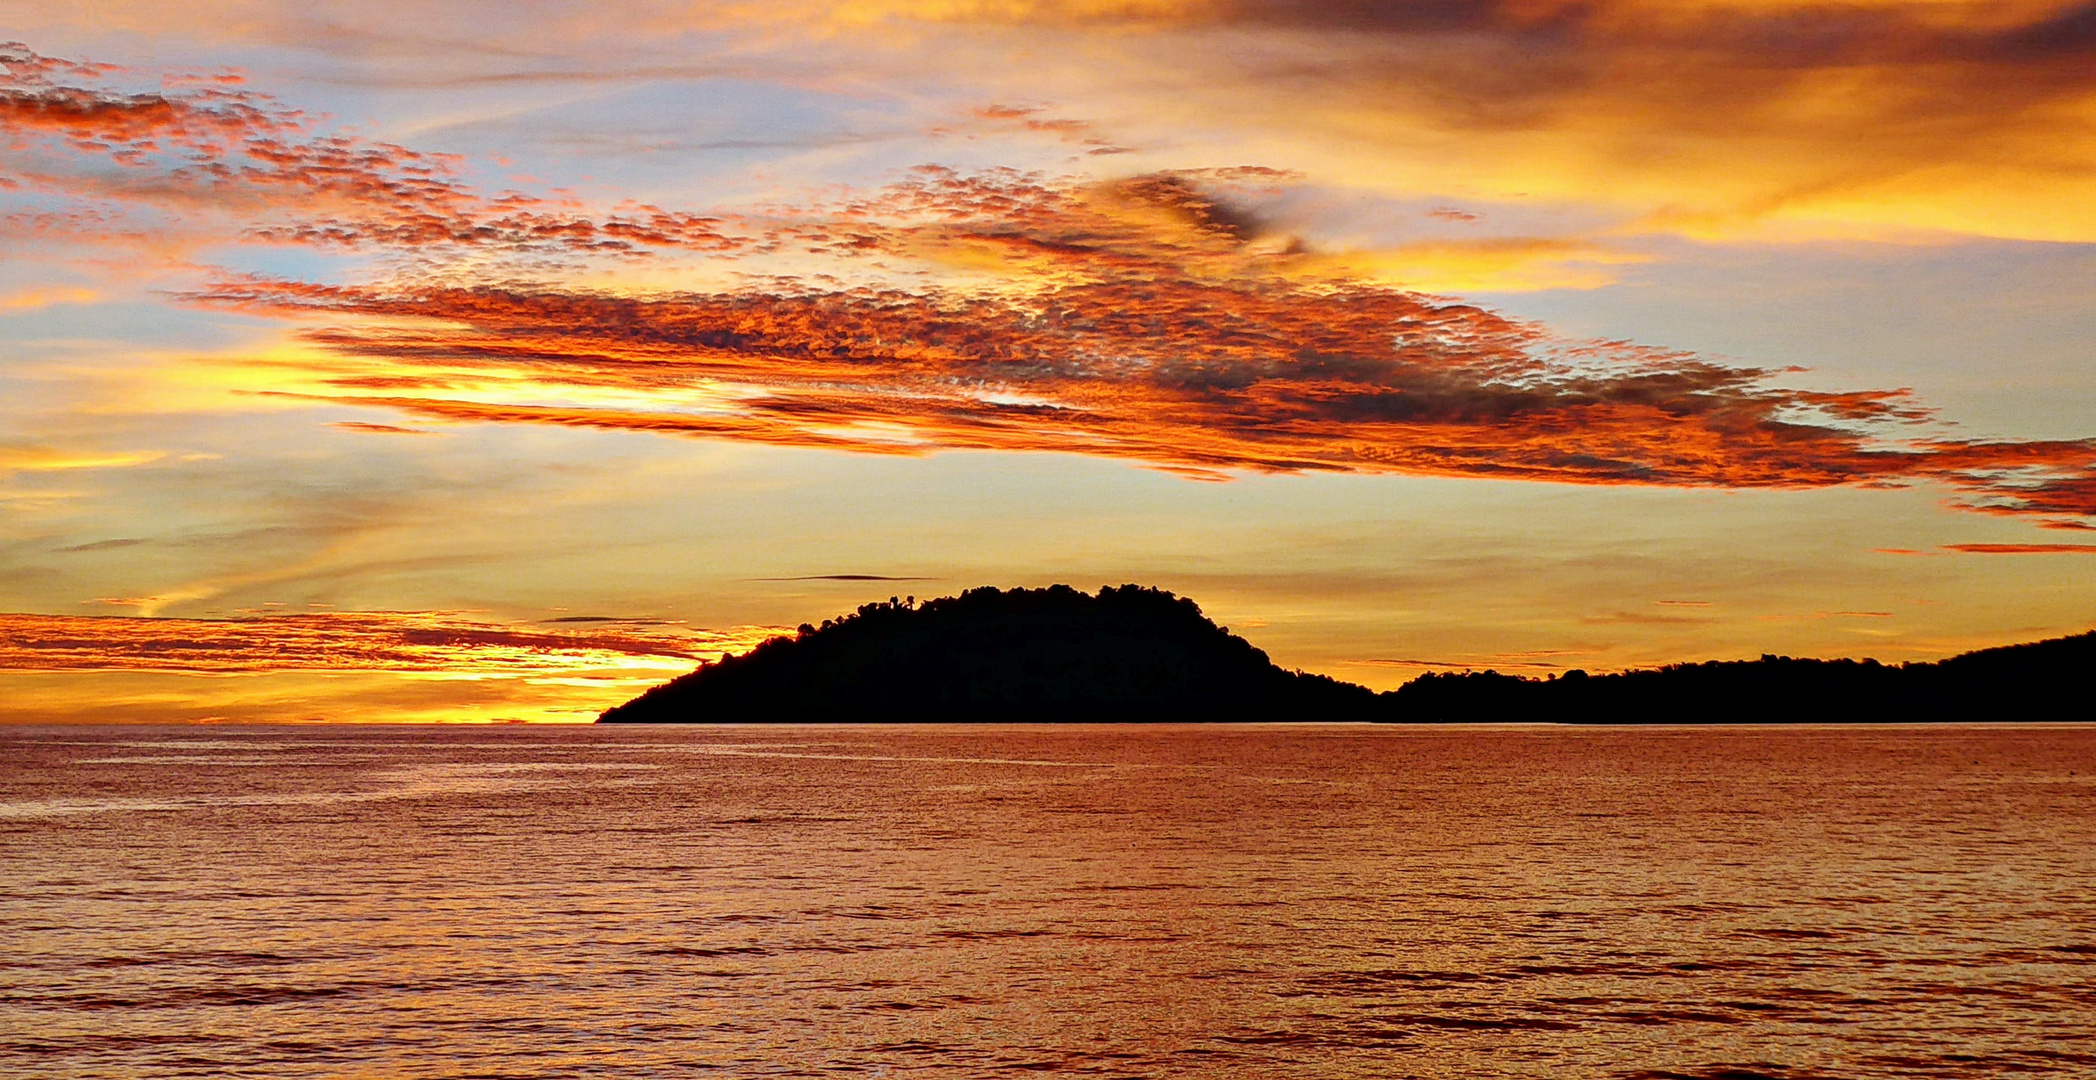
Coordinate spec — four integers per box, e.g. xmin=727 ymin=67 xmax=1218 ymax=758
xmin=0 ymin=443 xmax=164 ymax=473
xmin=0 ymin=610 xmax=793 ymax=723
xmin=965 ymin=103 xmax=1132 ymax=153
xmin=14 ymin=1 xmax=2096 ymax=242
xmin=1 ymin=44 xmax=741 ymax=257
xmin=14 ymin=46 xmax=2096 ymax=522
xmin=843 ymin=0 xmax=2096 ymax=240
xmin=0 ymin=610 xmax=779 ymax=674
xmin=177 ymin=167 xmax=2096 ymax=521
xmin=1943 ymin=543 xmax=2096 ymax=554
xmin=329 ymin=421 xmax=438 ymax=435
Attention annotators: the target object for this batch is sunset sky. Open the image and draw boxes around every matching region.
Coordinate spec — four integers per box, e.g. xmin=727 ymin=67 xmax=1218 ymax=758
xmin=4 ymin=0 xmax=2095 ymax=721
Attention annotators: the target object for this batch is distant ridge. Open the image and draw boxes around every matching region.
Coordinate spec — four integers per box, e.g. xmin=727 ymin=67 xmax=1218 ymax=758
xmin=1392 ymin=631 xmax=2095 ymax=722
xmin=598 ymin=584 xmax=1377 ymax=722
xmin=599 ymin=584 xmax=2094 ymax=722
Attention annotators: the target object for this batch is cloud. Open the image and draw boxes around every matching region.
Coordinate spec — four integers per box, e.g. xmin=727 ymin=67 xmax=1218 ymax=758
xmin=0 ymin=285 xmax=98 ymax=308
xmin=1 ymin=43 xmax=741 ymax=258
xmin=14 ymin=0 xmax=2096 ymax=237
xmin=1348 ymin=650 xmax=1574 ymax=671
xmin=1943 ymin=542 xmax=2096 ymax=555
xmin=0 ymin=608 xmax=789 ymax=723
xmin=12 ymin=44 xmax=2096 ymax=525
xmin=844 ymin=0 xmax=2096 ymax=240
xmin=962 ymin=103 xmax=1134 ymax=154
xmin=0 ymin=443 xmax=164 ymax=473
xmin=1753 ymin=609 xmax=1895 ymax=621
xmin=0 ymin=609 xmax=780 ymax=674
xmin=754 ymin=574 xmax=937 ymax=581
xmin=55 ymin=537 xmax=147 ymax=552
xmin=175 ymin=166 xmax=2096 ymax=521
xmin=1580 ymin=609 xmax=1720 ymax=627
xmin=329 ymin=421 xmax=438 ymax=435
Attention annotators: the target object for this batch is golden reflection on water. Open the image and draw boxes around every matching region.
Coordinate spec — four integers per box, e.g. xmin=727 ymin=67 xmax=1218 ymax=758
xmin=3 ymin=724 xmax=2093 ymax=1078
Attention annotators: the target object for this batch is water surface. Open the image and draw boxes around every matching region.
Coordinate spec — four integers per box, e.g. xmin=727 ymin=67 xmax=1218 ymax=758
xmin=3 ymin=724 xmax=2092 ymax=1078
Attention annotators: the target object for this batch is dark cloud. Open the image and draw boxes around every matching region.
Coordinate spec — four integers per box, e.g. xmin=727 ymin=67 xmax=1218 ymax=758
xmin=890 ymin=0 xmax=2096 ymax=237
xmin=1944 ymin=543 xmax=2096 ymax=555
xmin=55 ymin=537 xmax=147 ymax=552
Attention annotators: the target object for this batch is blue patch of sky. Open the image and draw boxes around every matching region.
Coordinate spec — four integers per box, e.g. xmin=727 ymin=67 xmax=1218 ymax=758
xmin=378 ymin=77 xmax=942 ymax=202
xmin=1471 ymin=238 xmax=2096 ymax=440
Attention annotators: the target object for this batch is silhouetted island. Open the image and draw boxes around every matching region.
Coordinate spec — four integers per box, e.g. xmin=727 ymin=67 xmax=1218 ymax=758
xmin=1390 ymin=631 xmax=2092 ymax=722
xmin=599 ymin=584 xmax=1378 ymax=721
xmin=599 ymin=584 xmax=2093 ymax=722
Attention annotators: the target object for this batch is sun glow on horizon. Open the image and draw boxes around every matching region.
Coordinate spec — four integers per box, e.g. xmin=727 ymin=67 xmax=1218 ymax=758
xmin=0 ymin=611 xmax=785 ymax=723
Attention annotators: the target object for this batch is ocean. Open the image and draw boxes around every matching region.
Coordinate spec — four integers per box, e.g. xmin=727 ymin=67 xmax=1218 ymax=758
xmin=3 ymin=723 xmax=2092 ymax=1078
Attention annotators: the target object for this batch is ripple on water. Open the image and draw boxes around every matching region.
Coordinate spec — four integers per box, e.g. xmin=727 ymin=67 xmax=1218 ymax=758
xmin=1 ymin=723 xmax=2092 ymax=1079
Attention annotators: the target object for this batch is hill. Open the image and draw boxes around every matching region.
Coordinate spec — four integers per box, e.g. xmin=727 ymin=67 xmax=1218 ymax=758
xmin=598 ymin=584 xmax=1379 ymax=722
xmin=600 ymin=583 xmax=2095 ymax=722
xmin=1389 ymin=631 xmax=2095 ymax=722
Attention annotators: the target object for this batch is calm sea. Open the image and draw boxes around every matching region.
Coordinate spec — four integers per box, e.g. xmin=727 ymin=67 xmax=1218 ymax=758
xmin=3 ymin=724 xmax=2092 ymax=1079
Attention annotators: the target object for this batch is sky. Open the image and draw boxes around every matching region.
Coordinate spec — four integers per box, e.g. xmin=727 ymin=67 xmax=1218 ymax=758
xmin=3 ymin=0 xmax=2094 ymax=721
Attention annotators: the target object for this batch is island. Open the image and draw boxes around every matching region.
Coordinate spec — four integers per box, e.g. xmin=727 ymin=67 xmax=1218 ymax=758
xmin=1390 ymin=632 xmax=2091 ymax=722
xmin=599 ymin=584 xmax=1379 ymax=721
xmin=599 ymin=584 xmax=2092 ymax=722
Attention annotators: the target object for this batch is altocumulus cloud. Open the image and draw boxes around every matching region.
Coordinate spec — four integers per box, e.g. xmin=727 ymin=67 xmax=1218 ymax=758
xmin=9 ymin=45 xmax=2096 ymax=524
xmin=0 ymin=43 xmax=740 ymax=256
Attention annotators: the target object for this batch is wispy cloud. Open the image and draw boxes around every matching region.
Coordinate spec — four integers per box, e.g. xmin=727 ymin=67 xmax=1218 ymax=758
xmin=959 ymin=103 xmax=1133 ymax=154
xmin=754 ymin=574 xmax=937 ymax=581
xmin=0 ymin=609 xmax=778 ymax=674
xmin=329 ymin=421 xmax=439 ymax=435
xmin=0 ymin=285 xmax=98 ymax=308
xmin=1943 ymin=542 xmax=2096 ymax=555
xmin=817 ymin=0 xmax=2096 ymax=240
xmin=1580 ymin=609 xmax=1721 ymax=627
xmin=0 ymin=443 xmax=164 ymax=473
xmin=0 ymin=609 xmax=789 ymax=723
xmin=54 ymin=537 xmax=147 ymax=553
